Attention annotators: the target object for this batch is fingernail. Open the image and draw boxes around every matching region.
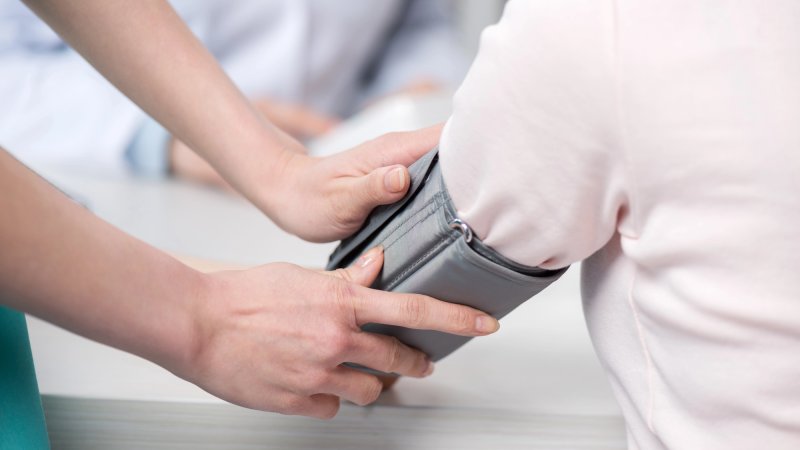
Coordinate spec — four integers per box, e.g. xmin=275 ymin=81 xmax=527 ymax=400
xmin=423 ymin=359 xmax=435 ymax=377
xmin=358 ymin=245 xmax=384 ymax=268
xmin=475 ymin=315 xmax=500 ymax=334
xmin=384 ymin=167 xmax=407 ymax=193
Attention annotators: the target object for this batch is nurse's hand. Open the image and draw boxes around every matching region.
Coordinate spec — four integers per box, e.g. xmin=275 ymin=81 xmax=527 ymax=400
xmin=262 ymin=124 xmax=442 ymax=242
xmin=170 ymin=100 xmax=338 ymax=189
xmin=253 ymin=99 xmax=339 ymax=141
xmin=20 ymin=0 xmax=434 ymax=243
xmin=182 ymin=246 xmax=498 ymax=418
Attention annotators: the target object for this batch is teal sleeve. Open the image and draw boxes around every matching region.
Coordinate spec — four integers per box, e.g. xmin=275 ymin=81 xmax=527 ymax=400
xmin=0 ymin=307 xmax=50 ymax=449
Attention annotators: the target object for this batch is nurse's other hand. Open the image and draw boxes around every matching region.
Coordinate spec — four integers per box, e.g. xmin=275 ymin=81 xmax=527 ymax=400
xmin=264 ymin=124 xmax=442 ymax=242
xmin=170 ymin=138 xmax=233 ymax=189
xmin=253 ymin=99 xmax=339 ymax=141
xmin=181 ymin=246 xmax=498 ymax=418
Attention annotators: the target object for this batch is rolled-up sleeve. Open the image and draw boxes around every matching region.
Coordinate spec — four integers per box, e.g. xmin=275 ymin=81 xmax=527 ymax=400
xmin=439 ymin=0 xmax=627 ymax=270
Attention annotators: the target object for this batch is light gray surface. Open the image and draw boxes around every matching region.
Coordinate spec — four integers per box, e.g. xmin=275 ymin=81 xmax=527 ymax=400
xmin=41 ymin=164 xmax=335 ymax=267
xmin=43 ymin=396 xmax=625 ymax=450
xmin=27 ymin=165 xmax=625 ymax=448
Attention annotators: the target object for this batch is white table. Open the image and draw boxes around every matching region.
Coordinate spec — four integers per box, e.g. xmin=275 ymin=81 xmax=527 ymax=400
xmin=26 ymin=166 xmax=626 ymax=449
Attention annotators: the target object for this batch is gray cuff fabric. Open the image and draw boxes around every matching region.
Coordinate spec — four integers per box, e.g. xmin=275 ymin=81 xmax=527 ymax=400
xmin=125 ymin=116 xmax=171 ymax=177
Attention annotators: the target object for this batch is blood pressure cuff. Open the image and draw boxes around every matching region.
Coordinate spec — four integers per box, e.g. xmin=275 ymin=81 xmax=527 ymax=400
xmin=326 ymin=148 xmax=567 ymax=372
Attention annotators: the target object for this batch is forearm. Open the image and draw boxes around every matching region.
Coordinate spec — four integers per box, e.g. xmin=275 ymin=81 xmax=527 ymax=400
xmin=21 ymin=0 xmax=287 ymax=207
xmin=20 ymin=0 xmax=444 ymax=244
xmin=0 ymin=149 xmax=202 ymax=374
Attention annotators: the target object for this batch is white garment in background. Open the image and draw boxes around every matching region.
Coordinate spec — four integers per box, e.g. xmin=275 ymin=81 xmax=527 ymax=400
xmin=440 ymin=1 xmax=800 ymax=449
xmin=0 ymin=0 xmax=465 ymax=173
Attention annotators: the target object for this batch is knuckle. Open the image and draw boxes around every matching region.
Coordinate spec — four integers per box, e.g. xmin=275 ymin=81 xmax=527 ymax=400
xmin=330 ymin=278 xmax=357 ymax=309
xmin=326 ymin=195 xmax=360 ymax=233
xmin=384 ymin=337 xmax=404 ymax=372
xmin=401 ymin=297 xmax=427 ymax=327
xmin=307 ymin=370 xmax=333 ymax=391
xmin=359 ymin=378 xmax=383 ymax=405
xmin=368 ymin=173 xmax=388 ymax=202
xmin=324 ymin=328 xmax=353 ymax=361
xmin=410 ymin=351 xmax=428 ymax=376
xmin=446 ymin=305 xmax=474 ymax=333
xmin=332 ymin=267 xmax=354 ymax=283
xmin=280 ymin=395 xmax=307 ymax=415
xmin=318 ymin=402 xmax=340 ymax=420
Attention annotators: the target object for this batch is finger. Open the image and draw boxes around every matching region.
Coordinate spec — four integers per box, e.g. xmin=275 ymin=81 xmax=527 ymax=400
xmin=352 ymin=288 xmax=500 ymax=336
xmin=272 ymin=392 xmax=340 ymax=419
xmin=322 ymin=367 xmax=384 ymax=406
xmin=346 ymin=331 xmax=434 ymax=378
xmin=322 ymin=245 xmax=384 ymax=287
xmin=350 ymin=164 xmax=411 ymax=210
xmin=378 ymin=374 xmax=399 ymax=391
xmin=343 ymin=124 xmax=444 ymax=172
xmin=304 ymin=394 xmax=341 ymax=419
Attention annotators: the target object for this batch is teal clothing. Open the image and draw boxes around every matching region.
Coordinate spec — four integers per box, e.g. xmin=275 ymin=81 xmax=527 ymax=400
xmin=0 ymin=307 xmax=49 ymax=449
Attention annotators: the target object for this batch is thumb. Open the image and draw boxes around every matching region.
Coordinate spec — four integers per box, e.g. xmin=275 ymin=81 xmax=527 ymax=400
xmin=352 ymin=164 xmax=411 ymax=213
xmin=327 ymin=245 xmax=385 ymax=287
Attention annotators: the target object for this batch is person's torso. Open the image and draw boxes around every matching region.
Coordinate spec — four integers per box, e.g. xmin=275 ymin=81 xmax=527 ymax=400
xmin=584 ymin=2 xmax=800 ymax=448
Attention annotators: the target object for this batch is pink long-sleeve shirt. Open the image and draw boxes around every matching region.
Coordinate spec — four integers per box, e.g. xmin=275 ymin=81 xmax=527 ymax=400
xmin=439 ymin=1 xmax=800 ymax=448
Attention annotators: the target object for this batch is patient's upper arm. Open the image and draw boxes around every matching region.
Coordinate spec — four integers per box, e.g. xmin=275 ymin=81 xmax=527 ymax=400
xmin=439 ymin=0 xmax=627 ymax=270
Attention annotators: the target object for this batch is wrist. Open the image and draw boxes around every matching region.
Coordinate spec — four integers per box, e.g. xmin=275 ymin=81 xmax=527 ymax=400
xmin=258 ymin=147 xmax=291 ymax=211
xmin=253 ymin=144 xmax=308 ymax=225
xmin=167 ymin=269 xmax=232 ymax=387
xmin=213 ymin=127 xmax=303 ymax=210
xmin=143 ymin=263 xmax=212 ymax=380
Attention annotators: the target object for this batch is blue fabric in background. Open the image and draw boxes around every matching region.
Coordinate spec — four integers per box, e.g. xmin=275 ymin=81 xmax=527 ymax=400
xmin=125 ymin=116 xmax=172 ymax=178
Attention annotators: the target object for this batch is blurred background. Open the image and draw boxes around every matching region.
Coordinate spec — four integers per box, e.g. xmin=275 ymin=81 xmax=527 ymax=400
xmin=1 ymin=0 xmax=508 ymax=181
xmin=1 ymin=1 xmax=626 ymax=449
xmin=456 ymin=0 xmax=506 ymax=55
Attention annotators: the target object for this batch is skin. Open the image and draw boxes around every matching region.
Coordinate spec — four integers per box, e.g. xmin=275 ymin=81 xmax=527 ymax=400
xmin=250 ymin=100 xmax=340 ymax=141
xmin=170 ymin=81 xmax=443 ymax=190
xmin=0 ymin=148 xmax=499 ymax=418
xmin=170 ymin=100 xmax=339 ymax=189
xmin=3 ymin=0 xmax=500 ymax=417
xmin=22 ymin=0 xmax=440 ymax=243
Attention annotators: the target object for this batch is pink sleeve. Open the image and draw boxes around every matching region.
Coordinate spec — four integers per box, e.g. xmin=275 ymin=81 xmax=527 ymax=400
xmin=439 ymin=0 xmax=628 ymax=269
